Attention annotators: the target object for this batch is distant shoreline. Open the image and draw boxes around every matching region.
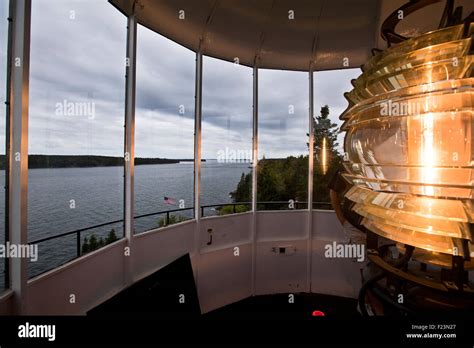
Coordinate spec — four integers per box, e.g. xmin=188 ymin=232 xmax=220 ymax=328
xmin=0 ymin=155 xmax=205 ymax=170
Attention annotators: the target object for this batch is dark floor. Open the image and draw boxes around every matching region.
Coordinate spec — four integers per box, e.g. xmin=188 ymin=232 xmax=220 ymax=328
xmin=88 ymin=254 xmax=359 ymax=319
xmin=88 ymin=254 xmax=201 ymax=318
xmin=204 ymin=293 xmax=359 ymax=319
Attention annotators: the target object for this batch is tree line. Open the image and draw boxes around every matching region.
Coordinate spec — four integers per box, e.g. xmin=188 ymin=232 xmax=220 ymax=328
xmin=231 ymin=105 xmax=342 ymax=205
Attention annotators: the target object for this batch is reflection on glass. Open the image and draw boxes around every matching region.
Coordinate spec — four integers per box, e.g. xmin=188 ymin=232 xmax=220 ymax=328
xmin=321 ymin=137 xmax=328 ymax=175
xmin=28 ymin=0 xmax=126 ymax=277
xmin=313 ymin=69 xmax=360 ymax=208
xmin=258 ymin=70 xmax=308 ymax=211
xmin=201 ymin=56 xmax=252 ymax=217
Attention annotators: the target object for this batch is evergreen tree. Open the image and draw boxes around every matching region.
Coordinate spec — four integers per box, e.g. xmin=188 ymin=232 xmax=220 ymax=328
xmin=81 ymin=236 xmax=89 ymax=255
xmin=81 ymin=229 xmax=118 ymax=256
xmin=88 ymin=235 xmax=99 ymax=251
xmin=105 ymin=229 xmax=118 ymax=244
xmin=229 ymin=105 xmax=342 ymax=207
xmin=230 ymin=172 xmax=251 ymax=202
xmin=158 ymin=214 xmax=187 ymax=227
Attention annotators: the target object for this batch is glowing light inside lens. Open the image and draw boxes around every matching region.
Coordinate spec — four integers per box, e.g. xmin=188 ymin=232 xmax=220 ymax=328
xmin=340 ymin=24 xmax=473 ymax=256
xmin=421 ymin=112 xmax=435 ymax=196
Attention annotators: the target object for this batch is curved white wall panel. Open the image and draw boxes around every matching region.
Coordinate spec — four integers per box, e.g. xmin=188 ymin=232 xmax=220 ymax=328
xmin=257 ymin=210 xmax=308 ymax=241
xmin=255 ymin=239 xmax=309 ymax=295
xmin=199 ymin=212 xmax=252 ymax=252
xmin=197 ymin=243 xmax=252 ymax=314
xmin=311 ymin=211 xmax=363 ymax=299
xmin=27 ymin=240 xmax=127 ymax=315
xmin=0 ymin=210 xmax=364 ymax=315
xmin=132 ymin=220 xmax=195 ymax=281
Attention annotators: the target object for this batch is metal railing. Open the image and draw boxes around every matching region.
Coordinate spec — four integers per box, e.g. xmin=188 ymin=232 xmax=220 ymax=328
xmin=18 ymin=201 xmax=332 ymax=281
xmin=27 ymin=218 xmax=124 ymax=259
xmin=28 ymin=200 xmax=333 ymax=251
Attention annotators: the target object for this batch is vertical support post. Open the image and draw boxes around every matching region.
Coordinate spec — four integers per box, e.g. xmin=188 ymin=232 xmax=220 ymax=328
xmin=194 ymin=51 xmax=203 ymax=222
xmin=4 ymin=0 xmax=14 ymax=291
xmin=124 ymin=12 xmax=137 ymax=285
xmin=306 ymin=68 xmax=315 ymax=292
xmin=193 ymin=51 xmax=203 ymax=283
xmin=9 ymin=0 xmax=31 ymax=314
xmin=251 ymin=65 xmax=258 ymax=295
xmin=251 ymin=66 xmax=258 ymax=214
xmin=308 ymin=70 xmax=314 ymax=213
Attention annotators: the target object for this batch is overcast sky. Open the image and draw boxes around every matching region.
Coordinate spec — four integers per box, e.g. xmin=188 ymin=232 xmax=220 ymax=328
xmin=2 ymin=0 xmax=360 ymax=159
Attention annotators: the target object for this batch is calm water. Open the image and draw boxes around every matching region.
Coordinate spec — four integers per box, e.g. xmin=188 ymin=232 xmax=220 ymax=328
xmin=0 ymin=161 xmax=251 ymax=289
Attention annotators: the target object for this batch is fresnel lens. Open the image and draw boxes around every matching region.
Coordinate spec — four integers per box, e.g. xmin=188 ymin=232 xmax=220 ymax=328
xmin=341 ymin=21 xmax=474 ymax=312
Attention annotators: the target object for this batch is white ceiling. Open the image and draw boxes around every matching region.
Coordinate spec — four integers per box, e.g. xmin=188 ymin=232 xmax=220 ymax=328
xmin=109 ymin=0 xmax=473 ymax=71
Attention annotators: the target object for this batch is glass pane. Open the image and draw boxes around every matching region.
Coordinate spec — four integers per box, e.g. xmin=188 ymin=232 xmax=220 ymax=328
xmin=313 ymin=69 xmax=360 ymax=209
xmin=134 ymin=25 xmax=195 ymax=233
xmin=28 ymin=0 xmax=126 ymax=278
xmin=258 ymin=70 xmax=308 ymax=211
xmin=201 ymin=56 xmax=252 ymax=217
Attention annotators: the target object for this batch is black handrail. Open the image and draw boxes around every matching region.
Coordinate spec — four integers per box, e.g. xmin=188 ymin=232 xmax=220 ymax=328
xmin=135 ymin=206 xmax=194 ymax=220
xmin=29 ymin=218 xmax=124 ymax=245
xmin=28 ymin=201 xmax=333 ymax=256
xmin=12 ymin=201 xmax=333 ymax=282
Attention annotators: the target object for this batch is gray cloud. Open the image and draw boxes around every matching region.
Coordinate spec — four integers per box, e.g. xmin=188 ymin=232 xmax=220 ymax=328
xmin=4 ymin=0 xmax=362 ymax=159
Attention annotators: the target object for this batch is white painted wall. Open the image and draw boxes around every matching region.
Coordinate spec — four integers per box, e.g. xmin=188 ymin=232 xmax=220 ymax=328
xmin=23 ymin=220 xmax=195 ymax=315
xmin=27 ymin=239 xmax=127 ymax=315
xmin=132 ymin=220 xmax=194 ymax=281
xmin=0 ymin=210 xmax=362 ymax=315
xmin=257 ymin=210 xmax=308 ymax=241
xmin=255 ymin=239 xmax=309 ymax=294
xmin=311 ymin=210 xmax=363 ymax=299
xmin=199 ymin=212 xmax=252 ymax=252
xmin=194 ymin=212 xmax=252 ymax=313
xmin=197 ymin=243 xmax=252 ymax=313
